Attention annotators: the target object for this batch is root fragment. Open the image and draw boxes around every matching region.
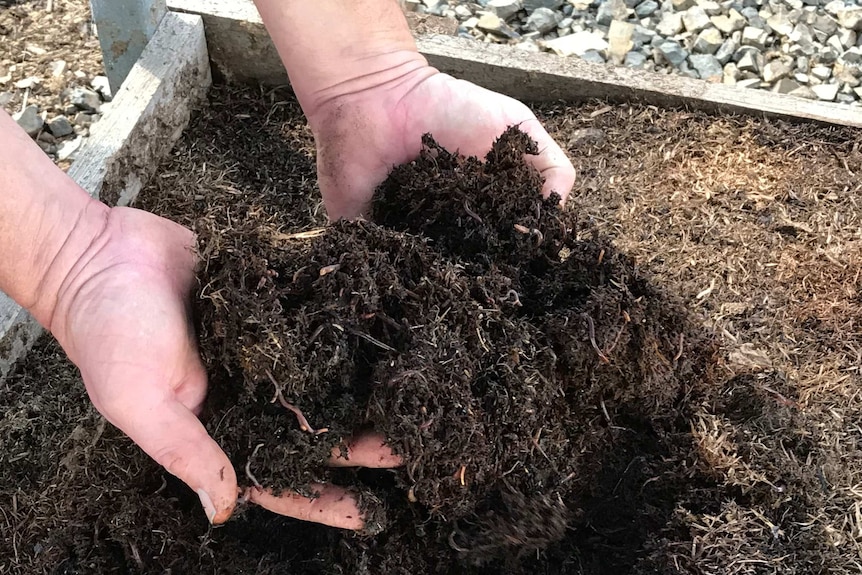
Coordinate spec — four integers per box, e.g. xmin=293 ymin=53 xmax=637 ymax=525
xmin=265 ymin=370 xmax=329 ymax=435
xmin=586 ymin=316 xmax=610 ymax=364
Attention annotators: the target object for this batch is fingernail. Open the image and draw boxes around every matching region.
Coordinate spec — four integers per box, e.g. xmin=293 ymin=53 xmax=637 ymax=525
xmin=196 ymin=488 xmax=217 ymax=524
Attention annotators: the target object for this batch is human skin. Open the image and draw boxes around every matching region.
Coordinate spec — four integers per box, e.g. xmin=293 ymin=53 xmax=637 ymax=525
xmin=0 ymin=0 xmax=574 ymax=530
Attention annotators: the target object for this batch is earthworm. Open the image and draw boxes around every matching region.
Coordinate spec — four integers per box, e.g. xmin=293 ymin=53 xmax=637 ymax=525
xmin=265 ymin=370 xmax=329 ymax=435
xmin=245 ymin=443 xmax=264 ymax=489
xmin=499 ymin=289 xmax=522 ymax=307
xmin=463 ymin=199 xmax=483 ymax=224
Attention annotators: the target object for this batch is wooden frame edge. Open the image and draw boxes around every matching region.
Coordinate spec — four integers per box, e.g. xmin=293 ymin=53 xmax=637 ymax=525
xmin=169 ymin=0 xmax=862 ymax=128
xmin=0 ymin=11 xmax=211 ymax=380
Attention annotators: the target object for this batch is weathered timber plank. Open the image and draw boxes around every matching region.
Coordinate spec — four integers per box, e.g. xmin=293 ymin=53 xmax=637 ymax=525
xmin=167 ymin=0 xmax=457 ymax=85
xmin=91 ymin=0 xmax=167 ymax=93
xmin=0 ymin=12 xmax=211 ymax=380
xmin=168 ymin=0 xmax=862 ymax=129
xmin=69 ymin=11 xmax=211 ymax=207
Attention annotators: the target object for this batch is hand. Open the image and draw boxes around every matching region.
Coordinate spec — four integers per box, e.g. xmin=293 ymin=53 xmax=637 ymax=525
xmin=47 ymin=207 xmax=239 ymax=523
xmin=308 ymin=68 xmax=576 ymax=221
xmin=46 ymin=206 xmax=401 ymax=529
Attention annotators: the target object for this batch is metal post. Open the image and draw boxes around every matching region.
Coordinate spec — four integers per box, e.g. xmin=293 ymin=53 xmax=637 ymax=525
xmin=90 ymin=0 xmax=167 ymax=93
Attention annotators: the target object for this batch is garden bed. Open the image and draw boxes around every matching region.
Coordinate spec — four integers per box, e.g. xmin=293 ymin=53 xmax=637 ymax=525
xmin=1 ymin=83 xmax=860 ymax=574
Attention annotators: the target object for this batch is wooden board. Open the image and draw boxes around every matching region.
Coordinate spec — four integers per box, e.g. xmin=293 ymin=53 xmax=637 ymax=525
xmin=168 ymin=0 xmax=862 ymax=129
xmin=0 ymin=11 xmax=211 ymax=380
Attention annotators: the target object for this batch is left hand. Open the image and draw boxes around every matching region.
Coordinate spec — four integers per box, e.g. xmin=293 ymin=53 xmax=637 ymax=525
xmin=308 ymin=68 xmax=576 ymax=221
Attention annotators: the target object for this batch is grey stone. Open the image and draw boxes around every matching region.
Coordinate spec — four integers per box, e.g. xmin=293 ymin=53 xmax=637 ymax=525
xmin=656 ymin=39 xmax=689 ymax=66
xmin=12 ymin=105 xmax=43 ymax=137
xmin=827 ymin=34 xmax=845 ymax=54
xmin=761 ymin=59 xmax=792 ymax=82
xmin=855 ymin=86 xmax=862 ymax=99
xmin=47 ymin=115 xmax=74 ymax=137
xmin=49 ymin=60 xmax=67 ymax=78
xmin=689 ymin=53 xmax=724 ymax=78
xmin=526 ymin=7 xmax=562 ymax=32
xmin=608 ymin=20 xmax=636 ymax=63
xmin=485 ymin=0 xmax=523 ymax=20
xmin=74 ymin=112 xmax=95 ymax=126
xmin=683 ymin=6 xmax=712 ymax=32
xmin=597 ymin=0 xmax=629 ymax=26
xmin=694 ymin=27 xmax=724 ymax=53
xmin=698 ymin=0 xmax=723 ymax=16
xmin=558 ymin=17 xmax=574 ymax=28
xmin=523 ymin=0 xmax=564 ymax=9
xmin=477 ymin=13 xmax=521 ymax=37
xmin=789 ymin=86 xmax=818 ymax=99
xmin=454 ymin=5 xmax=474 ymax=18
xmin=823 ymin=0 xmax=845 ymax=16
xmin=819 ymin=46 xmax=840 ymax=64
xmin=796 ymin=55 xmax=810 ymax=72
xmin=811 ymin=65 xmax=832 ymax=80
xmin=57 ymin=136 xmax=82 ymax=162
xmin=715 ymin=37 xmax=739 ymax=63
xmin=736 ymin=47 xmax=763 ymax=72
xmin=789 ymin=23 xmax=817 ymax=55
xmin=544 ymin=30 xmax=609 ymax=55
xmin=723 ymin=61 xmax=740 ymax=83
xmin=624 ymin=50 xmax=648 ymax=66
xmin=711 ymin=9 xmax=747 ymax=33
xmin=657 ymin=11 xmax=684 ymax=35
xmin=794 ymin=72 xmax=809 ymax=83
xmin=766 ymin=11 xmax=795 ymax=36
xmin=91 ymin=75 xmax=112 ymax=102
xmin=737 ymin=78 xmax=763 ymax=88
xmin=0 ymin=91 xmax=12 ymax=107
xmin=837 ymin=7 xmax=862 ymax=31
xmin=811 ymin=13 xmax=838 ymax=36
xmin=839 ymin=28 xmax=857 ymax=50
xmin=672 ymin=0 xmax=696 ymax=9
xmin=13 ymin=77 xmax=40 ymax=90
xmin=632 ymin=24 xmax=657 ymax=47
xmin=742 ymin=25 xmax=770 ymax=49
xmin=581 ymin=49 xmax=608 ymax=63
xmin=634 ymin=0 xmax=659 ymax=17
xmin=740 ymin=6 xmax=766 ymax=28
xmin=69 ymin=87 xmax=101 ymax=112
xmin=811 ymin=82 xmax=839 ymax=100
xmin=773 ymin=77 xmax=800 ymax=92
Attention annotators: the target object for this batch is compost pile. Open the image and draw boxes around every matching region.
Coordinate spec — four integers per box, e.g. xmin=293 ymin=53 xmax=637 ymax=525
xmin=193 ymin=125 xmax=720 ymax=571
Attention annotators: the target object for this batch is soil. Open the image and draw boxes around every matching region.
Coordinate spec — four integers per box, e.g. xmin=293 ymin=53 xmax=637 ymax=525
xmin=2 ymin=83 xmax=861 ymax=575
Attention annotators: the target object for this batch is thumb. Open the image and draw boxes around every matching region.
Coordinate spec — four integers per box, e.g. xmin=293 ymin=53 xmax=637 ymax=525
xmin=88 ymin=368 xmax=238 ymax=524
xmin=519 ymin=118 xmax=576 ymax=205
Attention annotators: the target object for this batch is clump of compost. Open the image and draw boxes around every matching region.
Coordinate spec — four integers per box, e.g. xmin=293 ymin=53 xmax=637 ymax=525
xmin=195 ymin=126 xmax=719 ymax=567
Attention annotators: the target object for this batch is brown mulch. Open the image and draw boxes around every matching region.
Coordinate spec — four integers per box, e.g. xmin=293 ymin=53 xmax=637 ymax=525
xmin=1 ymin=83 xmax=860 ymax=574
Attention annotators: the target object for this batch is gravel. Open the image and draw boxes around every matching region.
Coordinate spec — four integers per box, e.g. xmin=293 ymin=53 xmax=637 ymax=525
xmin=416 ymin=0 xmax=862 ymax=106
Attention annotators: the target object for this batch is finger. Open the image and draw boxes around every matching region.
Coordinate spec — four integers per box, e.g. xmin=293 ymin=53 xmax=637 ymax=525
xmin=247 ymin=484 xmax=364 ymax=531
xmin=87 ymin=365 xmax=238 ymax=525
xmin=519 ymin=118 xmax=577 ymax=205
xmin=328 ymin=432 xmax=403 ymax=468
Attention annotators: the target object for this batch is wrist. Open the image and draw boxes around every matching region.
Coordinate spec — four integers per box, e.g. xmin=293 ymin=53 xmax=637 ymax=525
xmin=253 ymin=0 xmax=431 ymax=118
xmin=27 ymin=197 xmax=110 ymax=331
